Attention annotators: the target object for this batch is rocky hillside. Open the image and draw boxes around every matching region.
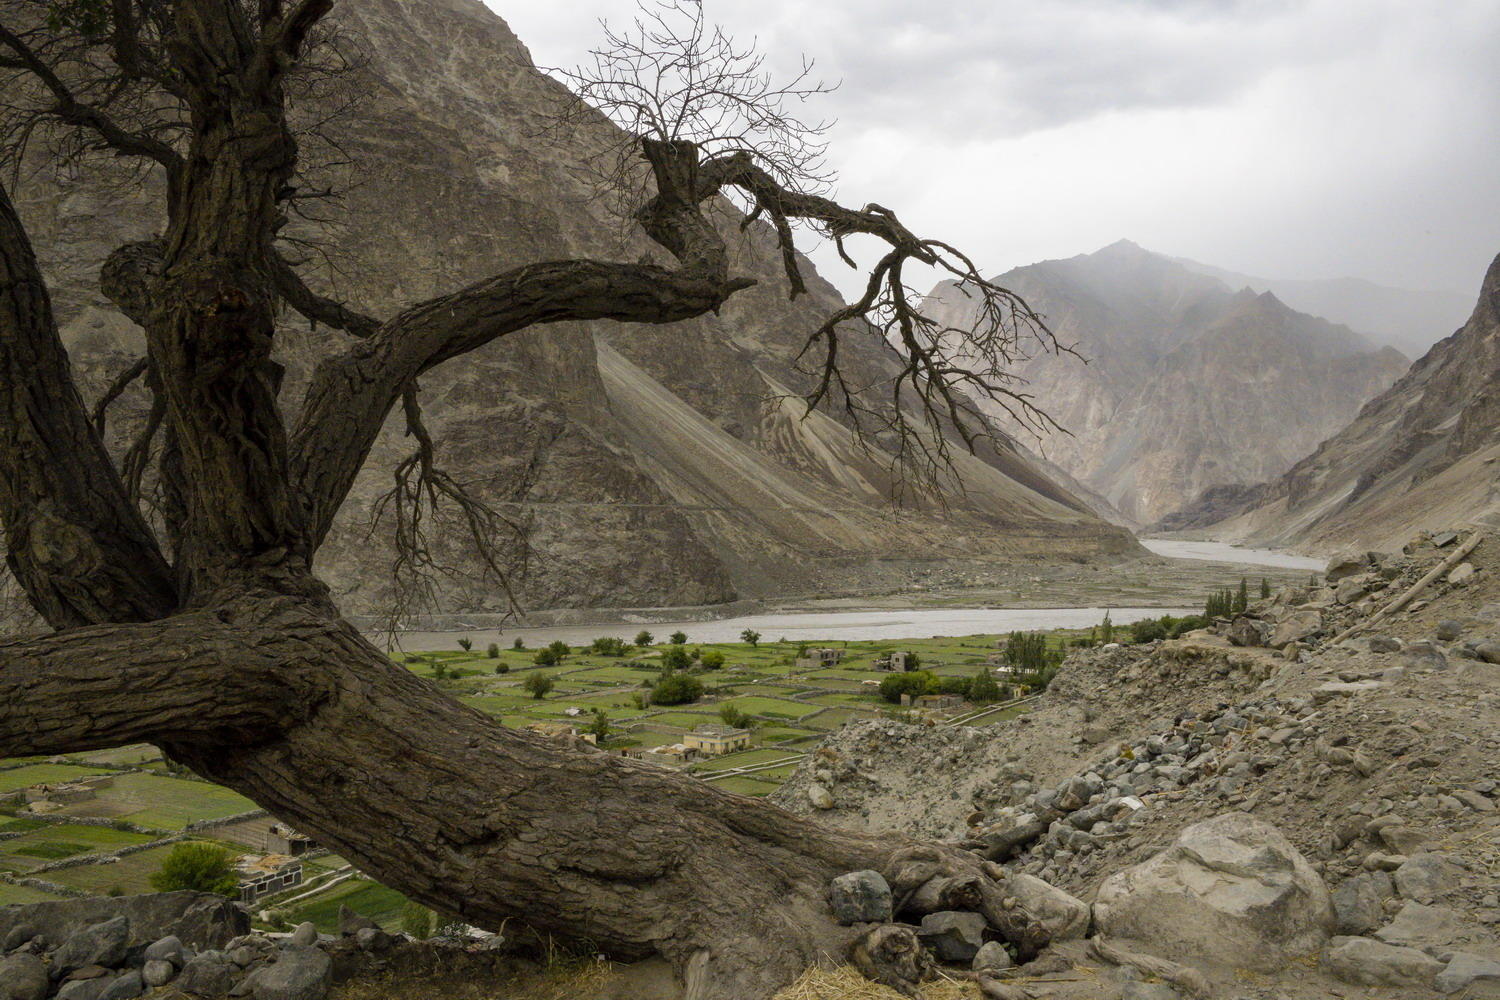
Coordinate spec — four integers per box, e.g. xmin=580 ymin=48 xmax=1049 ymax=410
xmin=923 ymin=241 xmax=1409 ymax=525
xmin=1165 ymin=251 xmax=1500 ymax=553
xmin=1174 ymin=256 xmax=1473 ymax=359
xmin=774 ymin=528 xmax=1500 ymax=998
xmin=11 ymin=0 xmax=1135 ymax=621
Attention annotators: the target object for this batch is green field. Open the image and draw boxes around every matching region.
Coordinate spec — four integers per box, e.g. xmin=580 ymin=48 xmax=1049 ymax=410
xmin=287 ymin=879 xmax=409 ymax=932
xmin=0 ymin=824 xmax=155 ymax=871
xmin=100 ymin=773 xmax=256 ymax=830
xmin=45 ymin=840 xmax=239 ymax=895
xmin=0 ymin=764 xmax=114 ymax=794
xmin=0 ymin=883 xmax=66 ymax=905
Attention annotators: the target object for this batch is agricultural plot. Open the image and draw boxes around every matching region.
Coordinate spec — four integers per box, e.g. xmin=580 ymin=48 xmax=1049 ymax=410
xmin=46 ymin=841 xmax=238 ymax=895
xmin=286 ymin=878 xmax=409 ymax=932
xmin=0 ymin=763 xmax=114 ymax=794
xmin=0 ymin=824 xmax=154 ymax=873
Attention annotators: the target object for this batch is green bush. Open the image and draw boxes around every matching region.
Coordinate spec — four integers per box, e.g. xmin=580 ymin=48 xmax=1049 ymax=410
xmin=740 ymin=629 xmax=761 ymax=648
xmin=1129 ymin=618 xmax=1167 ymax=644
xmin=512 ymin=637 xmax=525 ymax=650
xmin=590 ymin=637 xmax=630 ymax=657
xmin=669 ymin=631 xmax=687 ymax=645
xmin=532 ymin=647 xmax=559 ymax=667
xmin=651 ymin=670 xmax=704 ymax=705
xmin=878 ymin=670 xmax=938 ymax=704
xmin=457 ymin=637 xmax=472 ymax=652
xmin=150 ymin=843 xmax=238 ymax=897
xmin=660 ymin=645 xmax=692 ymax=671
xmin=634 ymin=630 xmax=654 ymax=647
xmin=719 ymin=705 xmax=753 ymax=729
xmin=401 ymin=903 xmax=436 ymax=940
xmin=967 ymin=669 xmax=1002 ymax=703
xmin=486 ymin=643 xmax=500 ymax=659
xmin=699 ymin=650 xmax=725 ymax=670
xmin=586 ymin=709 xmax=610 ymax=742
xmin=493 ymin=663 xmax=509 ymax=675
xmin=523 ymin=673 xmax=555 ymax=699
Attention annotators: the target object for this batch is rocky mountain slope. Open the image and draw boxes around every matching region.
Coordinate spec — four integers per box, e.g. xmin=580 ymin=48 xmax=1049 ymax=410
xmin=923 ymin=241 xmax=1410 ymax=525
xmin=775 ymin=528 xmax=1500 ymax=998
xmin=1174 ymin=257 xmax=1473 ymax=358
xmin=1166 ymin=250 xmax=1500 ymax=552
xmin=11 ymin=0 xmax=1135 ymax=621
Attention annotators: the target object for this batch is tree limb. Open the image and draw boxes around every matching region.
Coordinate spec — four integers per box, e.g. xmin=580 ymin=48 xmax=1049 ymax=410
xmin=0 ymin=178 xmax=177 ymax=626
xmin=90 ymin=355 xmax=148 ymax=435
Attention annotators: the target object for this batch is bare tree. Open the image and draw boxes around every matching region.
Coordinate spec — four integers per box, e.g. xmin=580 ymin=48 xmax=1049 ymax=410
xmin=0 ymin=1 xmax=1065 ymax=996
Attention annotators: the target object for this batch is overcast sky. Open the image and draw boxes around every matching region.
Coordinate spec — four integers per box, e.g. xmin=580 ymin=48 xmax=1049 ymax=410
xmin=493 ymin=0 xmax=1500 ymax=299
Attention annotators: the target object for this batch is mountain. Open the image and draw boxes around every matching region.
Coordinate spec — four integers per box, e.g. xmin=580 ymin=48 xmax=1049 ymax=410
xmin=922 ymin=240 xmax=1411 ymax=525
xmin=1173 ymin=257 xmax=1473 ymax=358
xmin=1166 ymin=250 xmax=1500 ymax=552
xmin=9 ymin=0 xmax=1136 ymax=621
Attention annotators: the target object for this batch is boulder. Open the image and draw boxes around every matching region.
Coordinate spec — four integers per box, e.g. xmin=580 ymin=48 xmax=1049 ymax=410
xmin=0 ymin=893 xmax=245 ymax=957
xmin=289 ymin=922 xmax=319 ymax=948
xmin=248 ymin=946 xmax=332 ymax=1000
xmin=1403 ymin=640 xmax=1449 ymax=671
xmin=175 ymin=952 xmax=239 ymax=997
xmin=806 ymin=783 xmax=834 ymax=810
xmin=1477 ymin=642 xmax=1500 ymax=665
xmin=1271 ymin=611 xmax=1321 ymax=648
xmin=1335 ymin=576 xmax=1371 ymax=606
xmin=144 ymin=934 xmax=185 ymax=967
xmin=1225 ymin=618 xmax=1267 ymax=648
xmin=1367 ymin=635 xmax=1403 ymax=653
xmin=1332 ymin=875 xmax=1385 ymax=935
xmin=828 ymin=871 xmax=893 ymax=925
xmin=1448 ymin=562 xmax=1476 ymax=585
xmin=0 ymin=953 xmax=49 ymax=1000
xmin=1394 ymin=853 xmax=1453 ymax=902
xmin=55 ymin=982 xmax=106 ymax=1000
xmin=142 ymin=960 xmax=176 ymax=989
xmin=2 ymin=924 xmax=39 ymax=952
xmin=916 ymin=911 xmax=986 ymax=963
xmin=1324 ymin=936 xmax=1442 ymax=988
xmin=1092 ymin=813 xmax=1335 ymax=971
xmin=971 ymin=941 xmax=1012 ymax=973
xmin=336 ymin=906 xmax=378 ymax=938
xmin=1374 ymin=902 xmax=1469 ymax=951
xmin=99 ymin=971 xmax=144 ymax=1000
xmin=1006 ymin=874 xmax=1089 ymax=941
xmin=54 ymin=916 xmax=129 ymax=975
xmin=1436 ymin=953 xmax=1500 ymax=997
xmin=1435 ymin=620 xmax=1464 ymax=641
xmin=1325 ymin=552 xmax=1366 ymax=582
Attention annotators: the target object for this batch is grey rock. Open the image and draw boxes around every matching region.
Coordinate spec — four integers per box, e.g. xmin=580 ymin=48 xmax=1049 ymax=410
xmin=55 ymin=981 xmax=106 ymax=1000
xmin=100 ymin=971 xmax=144 ymax=1000
xmin=1394 ymin=853 xmax=1454 ymax=902
xmin=806 ymin=783 xmax=834 ymax=810
xmin=1403 ymin=640 xmax=1449 ymax=670
xmin=176 ymin=953 xmax=239 ymax=997
xmin=1121 ymin=984 xmax=1183 ymax=1000
xmin=353 ymin=926 xmax=393 ymax=952
xmin=1478 ymin=641 xmax=1500 ymax=665
xmin=0 ymin=894 xmax=245 ymax=958
xmin=1448 ymin=562 xmax=1476 ymax=585
xmin=1375 ymin=902 xmax=1470 ymax=950
xmin=1271 ymin=611 xmax=1322 ymax=647
xmin=1378 ymin=824 xmax=1429 ymax=855
xmin=1368 ymin=635 xmax=1403 ymax=653
xmin=0 ymin=953 xmax=48 ymax=1000
xmin=1335 ymin=576 xmax=1370 ymax=605
xmin=249 ymin=945 xmax=332 ymax=1000
xmin=1436 ymin=952 xmax=1500 ymax=996
xmin=1325 ymin=552 xmax=1367 ymax=582
xmin=142 ymin=959 xmax=176 ymax=988
xmin=1325 ymin=936 xmax=1442 ymax=988
xmin=1435 ymin=620 xmax=1464 ymax=641
xmin=1006 ymin=873 xmax=1089 ymax=941
xmin=54 ymin=916 xmax=129 ymax=975
xmin=828 ymin=870 xmax=893 ymax=925
xmin=971 ymin=940 xmax=1012 ymax=973
xmin=917 ymin=911 xmax=987 ymax=963
xmin=1 ymin=924 xmax=38 ymax=953
xmin=1093 ymin=812 xmax=1335 ymax=972
xmin=336 ymin=905 xmax=379 ymax=938
xmin=289 ymin=922 xmax=319 ymax=948
xmin=1332 ymin=875 xmax=1385 ymax=935
xmin=144 ymin=934 xmax=185 ymax=967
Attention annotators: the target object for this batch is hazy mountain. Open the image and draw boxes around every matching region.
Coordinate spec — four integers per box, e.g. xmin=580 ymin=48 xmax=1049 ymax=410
xmin=923 ymin=240 xmax=1410 ymax=524
xmin=1167 ymin=250 xmax=1500 ymax=552
xmin=11 ymin=0 xmax=1136 ymax=621
xmin=1173 ymin=257 xmax=1473 ymax=358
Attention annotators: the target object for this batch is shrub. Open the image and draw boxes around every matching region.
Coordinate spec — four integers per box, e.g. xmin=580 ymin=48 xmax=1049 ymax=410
xmin=493 ymin=663 xmax=510 ymax=675
xmin=432 ymin=663 xmax=448 ymax=681
xmin=651 ymin=670 xmax=704 ymax=705
xmin=630 ymin=692 xmax=646 ymax=710
xmin=1129 ymin=618 xmax=1167 ymax=644
xmin=878 ymin=670 xmax=938 ymax=704
xmin=660 ymin=645 xmax=692 ymax=671
xmin=1099 ymin=612 xmax=1114 ymax=644
xmin=669 ymin=631 xmax=687 ymax=645
xmin=634 ymin=630 xmax=654 ymax=647
xmin=150 ymin=843 xmax=238 ymax=897
xmin=740 ymin=629 xmax=761 ymax=647
xmin=719 ymin=705 xmax=753 ymax=729
xmin=457 ymin=637 xmax=472 ymax=652
xmin=699 ymin=650 xmax=725 ymax=670
xmin=590 ymin=637 xmax=630 ymax=657
xmin=586 ymin=709 xmax=610 ymax=742
xmin=547 ymin=640 xmax=570 ymax=661
xmin=512 ymin=637 xmax=525 ymax=650
xmin=523 ymin=673 xmax=555 ymax=699
xmin=532 ymin=647 xmax=559 ymax=667
xmin=1260 ymin=577 xmax=1272 ymax=599
xmin=486 ymin=643 xmax=500 ymax=659
xmin=401 ymin=903 xmax=436 ymax=940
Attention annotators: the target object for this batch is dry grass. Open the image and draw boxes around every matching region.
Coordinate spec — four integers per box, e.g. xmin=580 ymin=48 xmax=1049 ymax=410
xmin=332 ymin=956 xmax=616 ymax=1000
xmin=772 ymin=966 xmax=980 ymax=1000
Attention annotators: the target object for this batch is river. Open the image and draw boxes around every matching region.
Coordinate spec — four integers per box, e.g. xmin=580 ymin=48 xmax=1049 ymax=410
xmin=380 ymin=605 xmax=1200 ymax=651
xmin=1139 ymin=538 xmax=1324 ymax=571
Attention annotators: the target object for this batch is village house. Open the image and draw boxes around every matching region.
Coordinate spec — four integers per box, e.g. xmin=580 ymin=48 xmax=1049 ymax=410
xmin=794 ymin=647 xmax=844 ymax=671
xmin=22 ymin=774 xmax=115 ymax=808
xmin=524 ymin=721 xmax=579 ymax=740
xmin=681 ymin=724 xmax=751 ymax=757
xmin=876 ymin=650 xmax=917 ymax=672
xmin=266 ymin=822 xmax=315 ymax=857
xmin=903 ymin=692 xmax=965 ymax=711
xmin=235 ymin=854 xmax=303 ymax=905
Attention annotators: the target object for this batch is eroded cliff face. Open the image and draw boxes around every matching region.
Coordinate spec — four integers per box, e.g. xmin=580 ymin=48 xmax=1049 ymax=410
xmin=11 ymin=0 xmax=1136 ymax=621
xmin=1180 ymin=251 xmax=1500 ymax=552
xmin=924 ymin=240 xmax=1410 ymax=525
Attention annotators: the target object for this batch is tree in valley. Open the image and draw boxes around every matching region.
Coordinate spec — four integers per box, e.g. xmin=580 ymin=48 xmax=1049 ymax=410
xmin=150 ymin=843 xmax=239 ymax=897
xmin=740 ymin=628 xmax=761 ymax=647
xmin=523 ymin=672 xmax=555 ymax=700
xmin=0 ymin=1 xmax=1067 ymax=995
